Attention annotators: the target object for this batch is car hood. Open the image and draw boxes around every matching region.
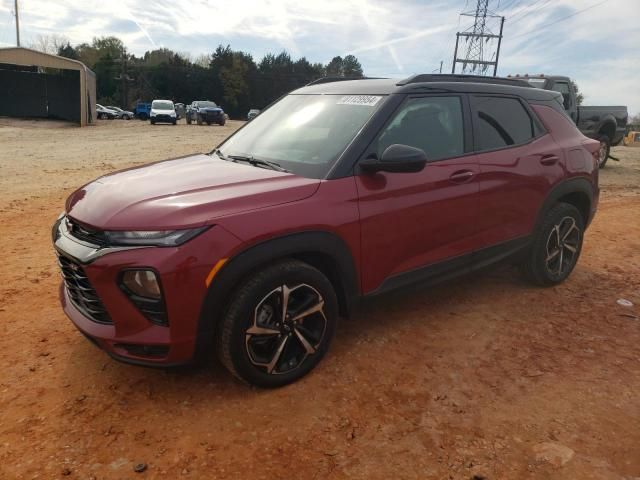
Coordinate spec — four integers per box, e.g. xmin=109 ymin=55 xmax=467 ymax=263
xmin=66 ymin=154 xmax=320 ymax=230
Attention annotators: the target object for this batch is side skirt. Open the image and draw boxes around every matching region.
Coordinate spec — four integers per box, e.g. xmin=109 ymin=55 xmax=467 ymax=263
xmin=363 ymin=235 xmax=531 ymax=299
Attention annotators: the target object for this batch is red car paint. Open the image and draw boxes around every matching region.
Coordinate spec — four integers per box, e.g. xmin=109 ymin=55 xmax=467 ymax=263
xmin=54 ymin=77 xmax=600 ymax=367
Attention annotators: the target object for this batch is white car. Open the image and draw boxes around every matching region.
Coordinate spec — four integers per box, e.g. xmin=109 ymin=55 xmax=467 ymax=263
xmin=150 ymin=100 xmax=177 ymax=125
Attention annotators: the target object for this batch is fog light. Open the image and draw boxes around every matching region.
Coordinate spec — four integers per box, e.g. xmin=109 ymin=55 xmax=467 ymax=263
xmin=122 ymin=270 xmax=161 ymax=299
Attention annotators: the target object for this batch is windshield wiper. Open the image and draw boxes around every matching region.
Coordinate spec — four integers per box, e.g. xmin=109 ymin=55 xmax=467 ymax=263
xmin=227 ymin=154 xmax=290 ymax=173
xmin=212 ymin=148 xmax=229 ymax=161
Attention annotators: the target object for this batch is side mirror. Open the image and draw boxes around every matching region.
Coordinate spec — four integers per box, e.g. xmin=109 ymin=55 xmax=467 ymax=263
xmin=360 ymin=144 xmax=428 ymax=174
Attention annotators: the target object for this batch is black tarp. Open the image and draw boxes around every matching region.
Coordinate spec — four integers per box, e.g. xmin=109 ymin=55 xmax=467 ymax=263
xmin=0 ymin=67 xmax=80 ymax=123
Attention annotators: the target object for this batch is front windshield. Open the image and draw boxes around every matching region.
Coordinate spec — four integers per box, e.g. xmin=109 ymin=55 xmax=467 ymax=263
xmin=152 ymin=101 xmax=174 ymax=110
xmin=218 ymin=94 xmax=384 ymax=178
xmin=198 ymin=101 xmax=218 ymax=108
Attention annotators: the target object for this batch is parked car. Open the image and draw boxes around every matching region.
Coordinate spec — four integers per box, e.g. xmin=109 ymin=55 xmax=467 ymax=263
xmin=96 ymin=104 xmax=117 ymax=120
xmin=133 ymin=102 xmax=152 ymax=120
xmin=149 ymin=99 xmax=177 ymax=125
xmin=186 ymin=100 xmax=225 ymax=126
xmin=174 ymin=103 xmax=186 ymax=120
xmin=514 ymin=74 xmax=628 ymax=168
xmin=247 ymin=109 xmax=261 ymax=121
xmin=107 ymin=106 xmax=134 ymax=120
xmin=53 ymin=75 xmax=600 ymax=387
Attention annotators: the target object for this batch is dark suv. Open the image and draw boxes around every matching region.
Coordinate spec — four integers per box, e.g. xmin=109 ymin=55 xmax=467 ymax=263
xmin=186 ymin=101 xmax=226 ymax=126
xmin=53 ymin=75 xmax=600 ymax=387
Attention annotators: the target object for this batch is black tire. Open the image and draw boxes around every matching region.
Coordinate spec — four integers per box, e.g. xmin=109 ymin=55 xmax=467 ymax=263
xmin=521 ymin=202 xmax=584 ymax=286
xmin=218 ymin=120 xmax=226 ymax=126
xmin=217 ymin=260 xmax=338 ymax=388
xmin=186 ymin=116 xmax=192 ymax=125
xmin=197 ymin=115 xmax=203 ymax=126
xmin=150 ymin=119 xmax=155 ymax=125
xmin=206 ymin=121 xmax=212 ymax=125
xmin=597 ymin=134 xmax=610 ymax=169
xmin=97 ymin=112 xmax=104 ymax=120
xmin=173 ymin=120 xmax=177 ymax=125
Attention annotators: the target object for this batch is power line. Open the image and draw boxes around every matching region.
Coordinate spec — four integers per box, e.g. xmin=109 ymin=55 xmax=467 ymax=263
xmin=509 ymin=0 xmax=555 ymax=25
xmin=508 ymin=0 xmax=550 ymax=23
xmin=510 ymin=0 xmax=610 ymax=40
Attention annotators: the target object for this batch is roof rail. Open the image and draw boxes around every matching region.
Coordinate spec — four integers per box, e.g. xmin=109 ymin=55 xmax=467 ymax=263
xmin=305 ymin=76 xmax=386 ymax=86
xmin=396 ymin=74 xmax=531 ymax=88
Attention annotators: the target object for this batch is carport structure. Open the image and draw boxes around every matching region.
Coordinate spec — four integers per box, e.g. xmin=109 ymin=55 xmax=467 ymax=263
xmin=0 ymin=47 xmax=96 ymax=126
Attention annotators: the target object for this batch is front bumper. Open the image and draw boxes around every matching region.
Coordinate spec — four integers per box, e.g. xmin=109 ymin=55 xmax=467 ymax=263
xmin=199 ymin=111 xmax=224 ymax=122
xmin=151 ymin=114 xmax=176 ymax=123
xmin=53 ymin=218 xmax=240 ymax=366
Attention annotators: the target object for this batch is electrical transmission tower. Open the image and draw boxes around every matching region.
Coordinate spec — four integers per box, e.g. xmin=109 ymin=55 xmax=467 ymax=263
xmin=452 ymin=0 xmax=504 ymax=76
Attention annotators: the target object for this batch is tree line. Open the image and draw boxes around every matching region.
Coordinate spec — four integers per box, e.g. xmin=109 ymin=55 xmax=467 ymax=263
xmin=51 ymin=36 xmax=364 ymax=118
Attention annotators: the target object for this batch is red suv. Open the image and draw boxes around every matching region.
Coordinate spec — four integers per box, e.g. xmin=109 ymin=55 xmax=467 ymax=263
xmin=53 ymin=75 xmax=600 ymax=387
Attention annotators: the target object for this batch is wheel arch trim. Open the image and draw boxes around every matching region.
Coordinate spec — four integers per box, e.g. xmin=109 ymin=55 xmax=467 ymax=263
xmin=535 ymin=177 xmax=594 ymax=230
xmin=193 ymin=230 xmax=360 ymax=360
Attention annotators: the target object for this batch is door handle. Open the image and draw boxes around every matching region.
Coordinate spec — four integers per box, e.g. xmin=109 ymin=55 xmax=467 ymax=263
xmin=449 ymin=170 xmax=475 ymax=183
xmin=540 ymin=154 xmax=559 ymax=166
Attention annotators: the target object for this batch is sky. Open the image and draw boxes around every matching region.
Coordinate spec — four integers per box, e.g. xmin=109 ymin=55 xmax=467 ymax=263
xmin=1 ymin=0 xmax=638 ymax=114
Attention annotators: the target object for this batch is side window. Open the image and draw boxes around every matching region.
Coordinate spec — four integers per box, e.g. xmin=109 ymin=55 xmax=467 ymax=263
xmin=376 ymin=96 xmax=464 ymax=161
xmin=551 ymin=82 xmax=572 ymax=110
xmin=472 ymin=96 xmax=535 ymax=151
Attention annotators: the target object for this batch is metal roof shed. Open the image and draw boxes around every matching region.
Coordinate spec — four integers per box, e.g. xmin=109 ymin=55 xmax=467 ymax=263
xmin=0 ymin=47 xmax=96 ymax=126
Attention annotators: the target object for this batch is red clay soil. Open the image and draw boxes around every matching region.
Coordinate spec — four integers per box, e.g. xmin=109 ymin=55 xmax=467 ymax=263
xmin=0 ymin=120 xmax=639 ymax=479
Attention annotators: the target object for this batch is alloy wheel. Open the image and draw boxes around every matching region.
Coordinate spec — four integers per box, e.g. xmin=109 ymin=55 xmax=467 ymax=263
xmin=545 ymin=216 xmax=581 ymax=277
xmin=245 ymin=284 xmax=327 ymax=375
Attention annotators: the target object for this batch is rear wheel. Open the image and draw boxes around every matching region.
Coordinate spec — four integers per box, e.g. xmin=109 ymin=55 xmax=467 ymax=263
xmin=186 ymin=116 xmax=192 ymax=125
xmin=197 ymin=114 xmax=203 ymax=126
xmin=521 ymin=203 xmax=584 ymax=286
xmin=597 ymin=134 xmax=610 ymax=168
xmin=217 ymin=260 xmax=338 ymax=388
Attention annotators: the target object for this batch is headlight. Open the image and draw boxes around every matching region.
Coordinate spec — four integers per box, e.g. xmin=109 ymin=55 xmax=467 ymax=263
xmin=104 ymin=227 xmax=209 ymax=247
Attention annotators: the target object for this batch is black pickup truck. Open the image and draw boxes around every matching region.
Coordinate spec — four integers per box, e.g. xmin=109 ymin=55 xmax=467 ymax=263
xmin=519 ymin=75 xmax=628 ymax=168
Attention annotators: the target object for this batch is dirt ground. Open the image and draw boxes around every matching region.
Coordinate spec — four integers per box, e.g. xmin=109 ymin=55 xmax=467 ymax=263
xmin=0 ymin=118 xmax=639 ymax=480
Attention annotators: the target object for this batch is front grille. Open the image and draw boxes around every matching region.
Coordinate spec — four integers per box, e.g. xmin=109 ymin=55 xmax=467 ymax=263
xmin=65 ymin=217 xmax=107 ymax=246
xmin=57 ymin=254 xmax=112 ymax=324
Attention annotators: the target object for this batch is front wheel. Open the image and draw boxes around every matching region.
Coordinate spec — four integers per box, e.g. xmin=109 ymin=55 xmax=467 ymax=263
xmin=218 ymin=120 xmax=226 ymax=126
xmin=597 ymin=134 xmax=610 ymax=168
xmin=217 ymin=260 xmax=338 ymax=388
xmin=521 ymin=203 xmax=584 ymax=286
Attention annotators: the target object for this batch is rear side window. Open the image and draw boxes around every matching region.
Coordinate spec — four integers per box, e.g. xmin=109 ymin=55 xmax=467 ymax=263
xmin=472 ymin=96 xmax=536 ymax=151
xmin=376 ymin=96 xmax=464 ymax=161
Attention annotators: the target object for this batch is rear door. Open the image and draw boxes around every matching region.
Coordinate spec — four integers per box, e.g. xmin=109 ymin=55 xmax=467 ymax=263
xmin=355 ymin=94 xmax=482 ymax=293
xmin=470 ymin=94 xmax=564 ymax=250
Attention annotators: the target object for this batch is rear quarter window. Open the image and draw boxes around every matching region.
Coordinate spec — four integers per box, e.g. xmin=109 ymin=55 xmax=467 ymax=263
xmin=471 ymin=96 xmax=537 ymax=151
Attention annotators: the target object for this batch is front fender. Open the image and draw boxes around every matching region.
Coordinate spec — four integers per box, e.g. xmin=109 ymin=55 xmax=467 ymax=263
xmin=193 ymin=230 xmax=360 ymax=360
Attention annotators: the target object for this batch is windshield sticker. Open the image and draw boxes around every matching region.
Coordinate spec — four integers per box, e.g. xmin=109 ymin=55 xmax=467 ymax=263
xmin=337 ymin=95 xmax=382 ymax=106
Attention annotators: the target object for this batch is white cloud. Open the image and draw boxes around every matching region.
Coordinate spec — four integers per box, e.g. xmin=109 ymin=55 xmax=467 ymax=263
xmin=2 ymin=0 xmax=638 ymax=113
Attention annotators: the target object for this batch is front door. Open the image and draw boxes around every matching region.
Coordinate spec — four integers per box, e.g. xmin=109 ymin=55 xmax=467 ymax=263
xmin=355 ymin=95 xmax=482 ymax=293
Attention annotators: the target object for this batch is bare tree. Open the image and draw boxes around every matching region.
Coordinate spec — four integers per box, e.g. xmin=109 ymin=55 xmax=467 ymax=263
xmin=29 ymin=34 xmax=71 ymax=55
